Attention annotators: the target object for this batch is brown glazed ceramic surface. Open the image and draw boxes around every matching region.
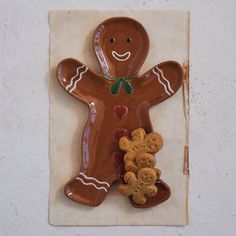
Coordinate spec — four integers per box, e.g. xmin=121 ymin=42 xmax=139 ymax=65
xmin=56 ymin=17 xmax=183 ymax=207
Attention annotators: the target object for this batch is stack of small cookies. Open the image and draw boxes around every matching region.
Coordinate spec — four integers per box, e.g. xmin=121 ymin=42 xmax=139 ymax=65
xmin=118 ymin=128 xmax=163 ymax=205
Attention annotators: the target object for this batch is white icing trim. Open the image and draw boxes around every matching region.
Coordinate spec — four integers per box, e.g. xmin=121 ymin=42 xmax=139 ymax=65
xmin=68 ymin=67 xmax=88 ymax=93
xmin=156 ymin=66 xmax=174 ymax=93
xmin=65 ymin=186 xmax=73 ymax=196
xmin=79 ymin=172 xmax=110 ymax=187
xmin=66 ymin=65 xmax=85 ymax=90
xmin=95 ymin=46 xmax=109 ymax=73
xmin=76 ymin=177 xmax=108 ymax=192
xmin=111 ymin=50 xmax=131 ymax=61
xmin=152 ymin=68 xmax=171 ymax=96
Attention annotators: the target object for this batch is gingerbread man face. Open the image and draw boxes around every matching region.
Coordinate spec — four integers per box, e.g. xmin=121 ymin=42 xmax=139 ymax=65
xmin=138 ymin=168 xmax=157 ymax=185
xmin=93 ymin=17 xmax=149 ymax=78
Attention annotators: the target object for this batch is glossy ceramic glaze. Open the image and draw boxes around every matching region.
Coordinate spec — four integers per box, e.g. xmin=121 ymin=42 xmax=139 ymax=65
xmin=56 ymin=17 xmax=183 ymax=207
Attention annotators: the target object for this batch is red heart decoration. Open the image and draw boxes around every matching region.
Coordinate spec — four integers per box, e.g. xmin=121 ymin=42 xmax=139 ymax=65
xmin=114 ymin=105 xmax=128 ymax=119
xmin=114 ymin=128 xmax=128 ymax=139
xmin=112 ymin=151 xmax=124 ymax=166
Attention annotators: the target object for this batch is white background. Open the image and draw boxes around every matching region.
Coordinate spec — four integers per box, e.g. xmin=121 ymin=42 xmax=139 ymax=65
xmin=0 ymin=0 xmax=236 ymax=235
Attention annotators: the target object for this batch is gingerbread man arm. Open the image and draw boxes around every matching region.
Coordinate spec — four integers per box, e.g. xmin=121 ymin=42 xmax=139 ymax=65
xmin=135 ymin=61 xmax=183 ymax=106
xmin=144 ymin=185 xmax=158 ymax=197
xmin=124 ymin=172 xmax=137 ymax=184
xmin=132 ymin=194 xmax=146 ymax=205
xmin=56 ymin=58 xmax=105 ymax=103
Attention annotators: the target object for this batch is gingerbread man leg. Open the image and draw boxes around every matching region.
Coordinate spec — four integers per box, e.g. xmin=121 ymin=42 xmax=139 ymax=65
xmin=64 ymin=109 xmax=123 ymax=206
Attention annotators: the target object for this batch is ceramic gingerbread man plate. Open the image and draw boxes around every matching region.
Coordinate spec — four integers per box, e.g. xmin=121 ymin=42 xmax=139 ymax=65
xmin=56 ymin=17 xmax=183 ymax=208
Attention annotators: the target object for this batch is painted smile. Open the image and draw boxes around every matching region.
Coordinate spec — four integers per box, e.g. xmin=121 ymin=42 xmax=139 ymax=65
xmin=112 ymin=50 xmax=131 ymax=62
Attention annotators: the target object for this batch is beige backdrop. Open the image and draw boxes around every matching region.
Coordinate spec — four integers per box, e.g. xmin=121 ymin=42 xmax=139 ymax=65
xmin=49 ymin=10 xmax=189 ymax=226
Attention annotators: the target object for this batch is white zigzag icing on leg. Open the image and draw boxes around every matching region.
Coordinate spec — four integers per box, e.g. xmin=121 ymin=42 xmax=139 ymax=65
xmin=75 ymin=177 xmax=108 ymax=192
xmin=79 ymin=172 xmax=110 ymax=187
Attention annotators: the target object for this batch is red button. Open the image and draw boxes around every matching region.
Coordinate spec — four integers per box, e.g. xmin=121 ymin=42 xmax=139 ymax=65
xmin=114 ymin=105 xmax=128 ymax=119
xmin=114 ymin=128 xmax=128 ymax=139
xmin=112 ymin=151 xmax=124 ymax=166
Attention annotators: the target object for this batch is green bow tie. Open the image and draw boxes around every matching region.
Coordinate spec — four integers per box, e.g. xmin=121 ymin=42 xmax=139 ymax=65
xmin=104 ymin=75 xmax=136 ymax=95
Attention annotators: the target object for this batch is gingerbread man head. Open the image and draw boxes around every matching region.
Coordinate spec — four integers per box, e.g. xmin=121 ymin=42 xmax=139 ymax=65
xmin=138 ymin=168 xmax=157 ymax=185
xmin=93 ymin=17 xmax=149 ymax=78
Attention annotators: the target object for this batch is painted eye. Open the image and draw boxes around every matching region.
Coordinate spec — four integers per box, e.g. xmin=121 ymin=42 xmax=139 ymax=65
xmin=110 ymin=37 xmax=115 ymax=43
xmin=126 ymin=37 xmax=132 ymax=43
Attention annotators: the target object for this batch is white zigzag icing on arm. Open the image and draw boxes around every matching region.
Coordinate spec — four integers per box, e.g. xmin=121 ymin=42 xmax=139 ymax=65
xmin=75 ymin=177 xmax=108 ymax=192
xmin=79 ymin=172 xmax=110 ymax=187
xmin=66 ymin=65 xmax=85 ymax=90
xmin=68 ymin=67 xmax=88 ymax=93
xmin=156 ymin=66 xmax=174 ymax=94
xmin=152 ymin=68 xmax=171 ymax=96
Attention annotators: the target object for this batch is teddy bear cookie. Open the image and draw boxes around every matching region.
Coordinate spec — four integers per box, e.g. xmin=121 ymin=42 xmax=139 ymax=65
xmin=56 ymin=16 xmax=182 ymax=207
xmin=119 ymin=128 xmax=163 ymax=172
xmin=119 ymin=168 xmax=158 ymax=205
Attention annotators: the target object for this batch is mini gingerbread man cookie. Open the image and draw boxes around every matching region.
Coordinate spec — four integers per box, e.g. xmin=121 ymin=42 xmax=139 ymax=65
xmin=119 ymin=128 xmax=163 ymax=171
xmin=119 ymin=167 xmax=158 ymax=205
